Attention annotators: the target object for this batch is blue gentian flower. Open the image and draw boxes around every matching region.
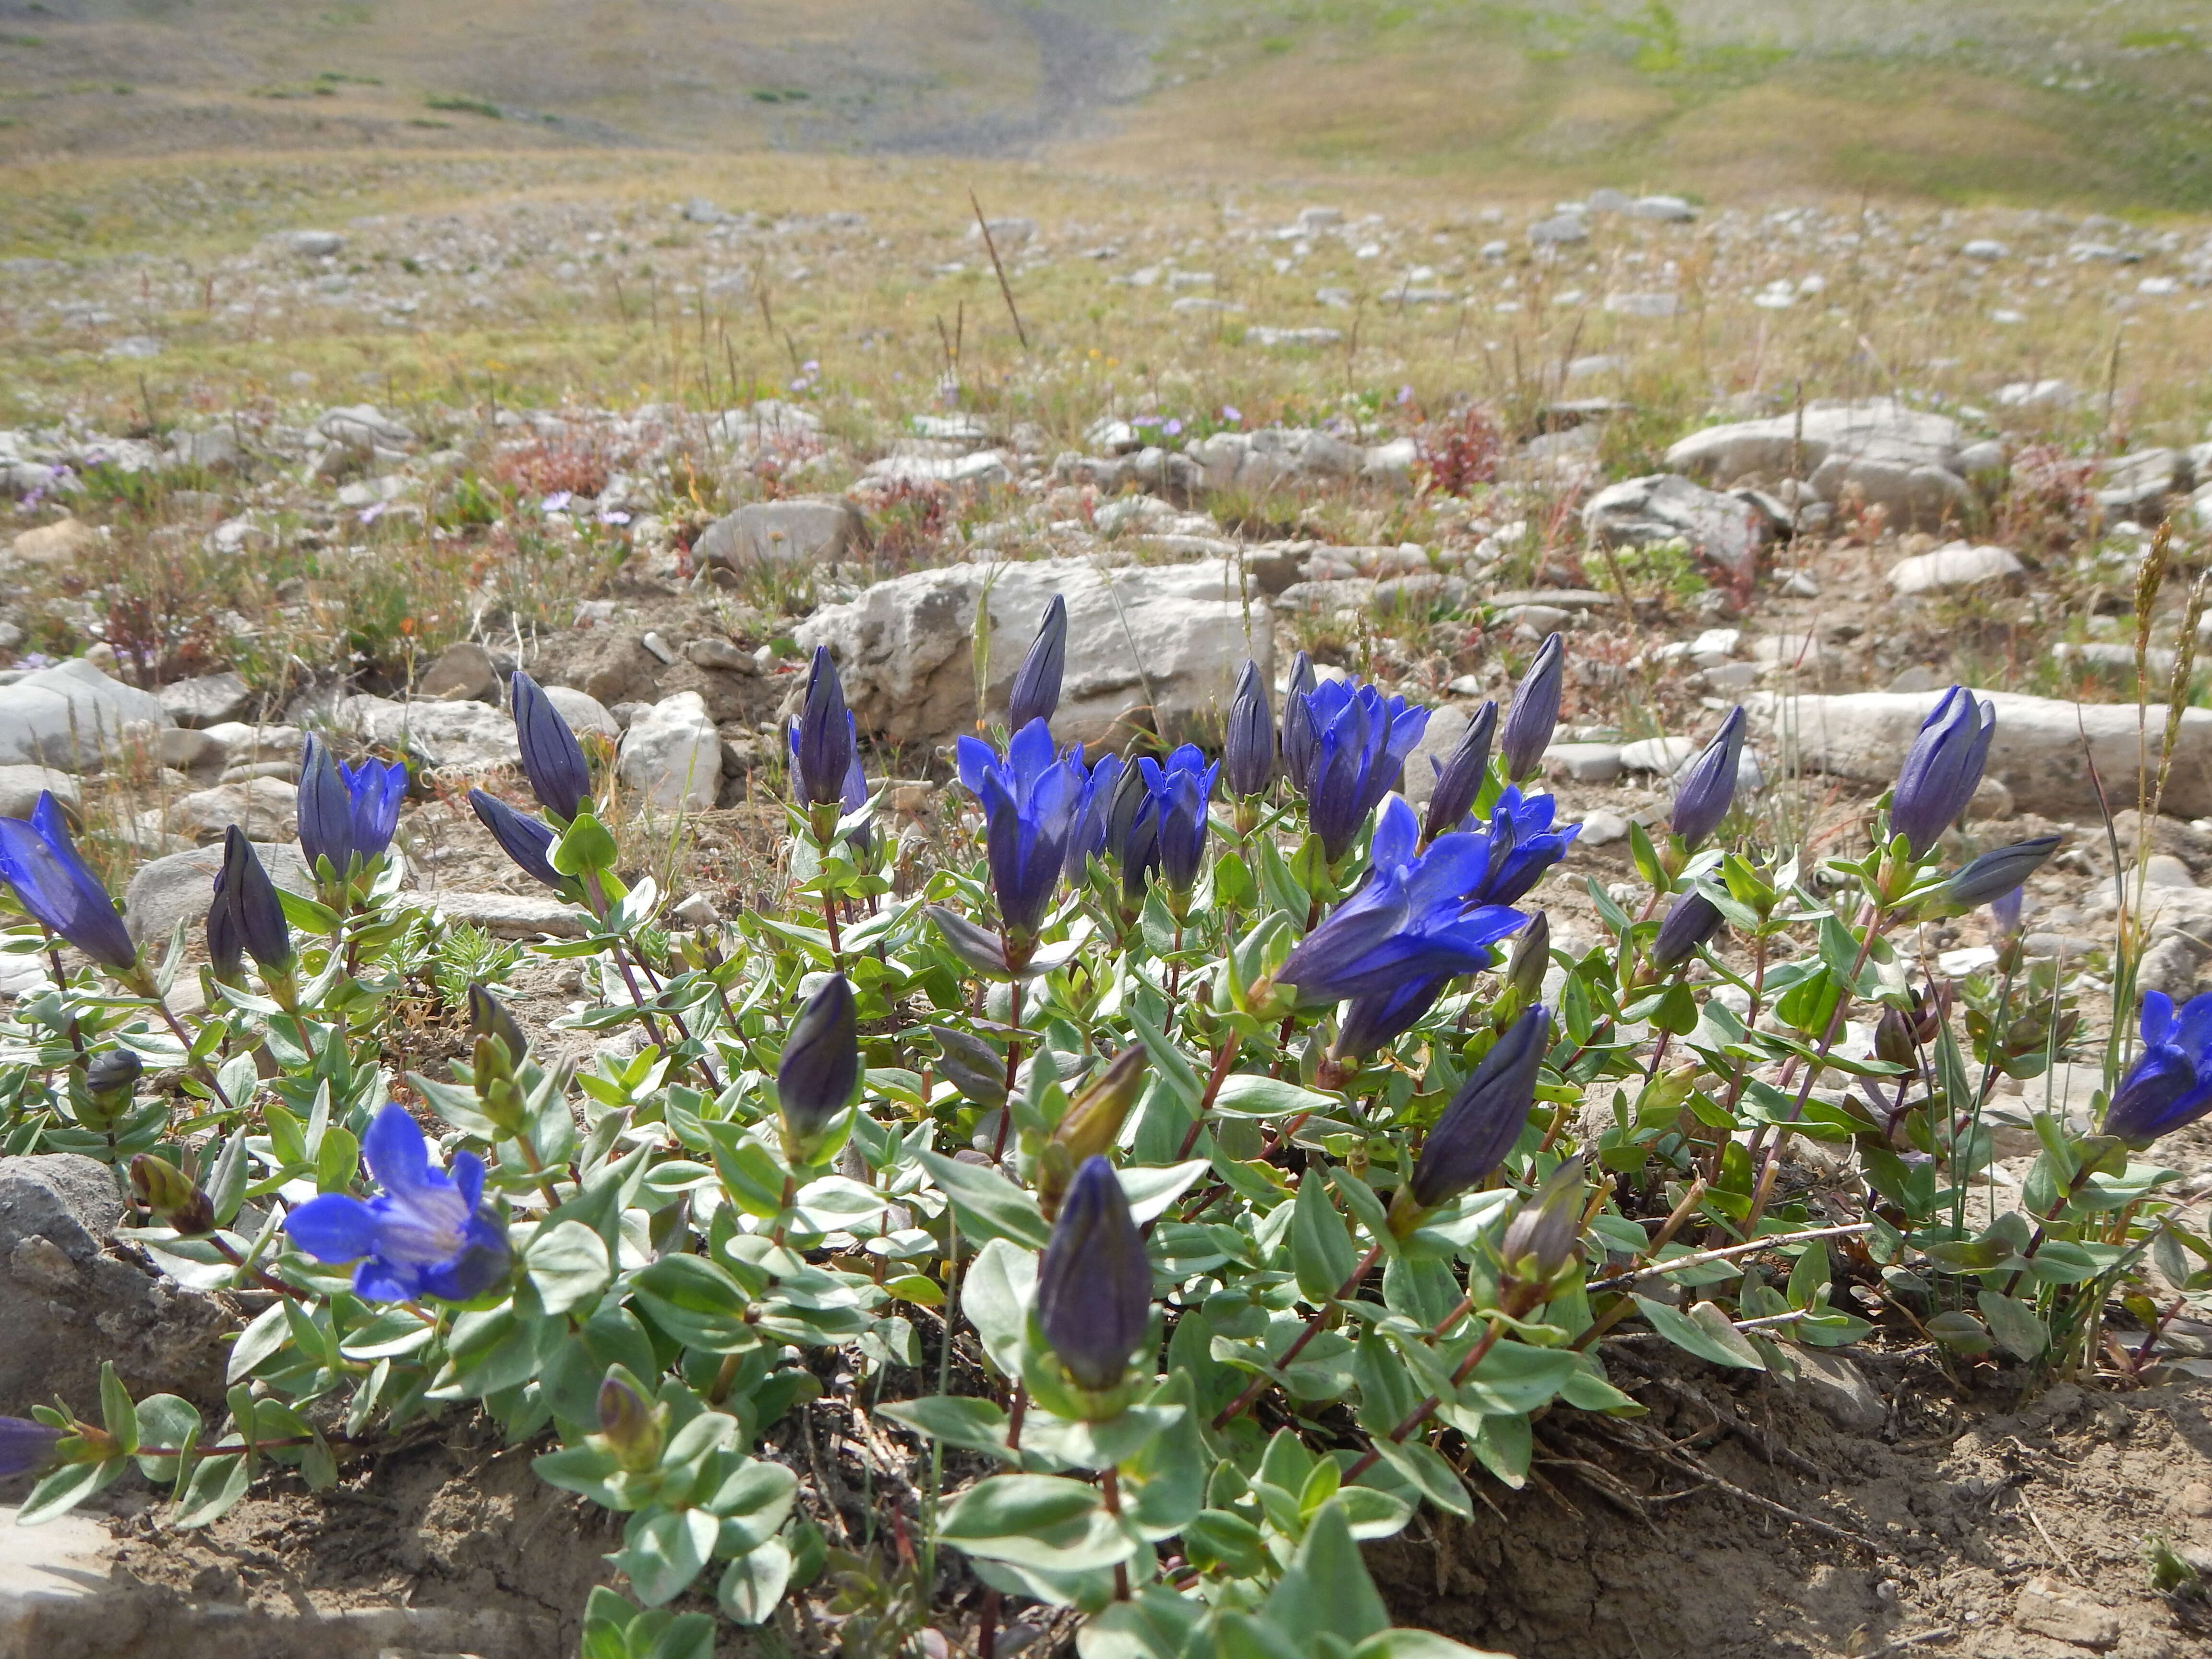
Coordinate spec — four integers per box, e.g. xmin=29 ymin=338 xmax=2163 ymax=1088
xmin=1943 ymin=836 xmax=2059 ymax=912
xmin=1650 ymin=888 xmax=1725 ymax=970
xmin=791 ymin=647 xmax=856 ymax=809
xmin=779 ymin=973 xmax=860 ymax=1144
xmin=510 ymin=672 xmax=592 ymax=821
xmin=1007 ymin=595 xmax=1067 ymax=732
xmin=1409 ymin=1006 xmax=1550 ymax=1207
xmin=1036 ymin=1154 xmax=1151 ymax=1394
xmin=1890 ymin=685 xmax=1995 ymax=858
xmin=1276 ymin=795 xmax=1529 ymax=1008
xmin=956 ymin=718 xmax=1088 ymax=938
xmin=468 ymin=788 xmax=565 ymax=890
xmin=298 ymin=735 xmax=406 ymax=884
xmin=1466 ymin=786 xmax=1580 ymax=908
xmin=1335 ymin=974 xmax=1451 ymax=1062
xmin=1499 ymin=633 xmax=1564 ymax=781
xmin=0 ymin=1417 xmax=61 ymax=1479
xmin=1294 ymin=679 xmax=1432 ymax=864
xmin=284 ymin=1104 xmax=510 ymax=1302
xmin=1421 ymin=700 xmax=1496 ymax=844
xmin=0 ymin=792 xmax=135 ymax=971
xmin=1669 ymin=706 xmax=1746 ymax=850
xmin=841 ymin=747 xmax=874 ymax=855
xmin=2106 ymin=991 xmax=2212 ymax=1145
xmin=1134 ymin=744 xmax=1218 ymax=893
xmin=1280 ymin=652 xmax=1320 ymax=791
xmin=1224 ymin=659 xmax=1274 ymax=799
xmin=1063 ymin=752 xmax=1125 ymax=882
xmin=208 ymin=826 xmax=292 ymax=977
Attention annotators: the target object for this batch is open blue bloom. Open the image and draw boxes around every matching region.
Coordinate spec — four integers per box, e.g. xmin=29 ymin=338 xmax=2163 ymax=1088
xmin=1133 ymin=744 xmax=1218 ymax=892
xmin=1036 ymin=1154 xmax=1151 ymax=1394
xmin=298 ymin=736 xmax=406 ymax=883
xmin=1277 ymin=795 xmax=1529 ymax=1008
xmin=285 ymin=1103 xmax=510 ymax=1302
xmin=2107 ymin=991 xmax=2212 ymax=1145
xmin=791 ymin=647 xmax=856 ymax=809
xmin=1890 ymin=685 xmax=1995 ymax=858
xmin=1008 ymin=595 xmax=1067 ymax=732
xmin=1466 ymin=786 xmax=1580 ymax=908
xmin=1224 ymin=659 xmax=1275 ymax=799
xmin=1063 ymin=752 xmax=1125 ymax=882
xmin=510 ymin=672 xmax=592 ymax=821
xmin=1294 ymin=678 xmax=1432 ymax=864
xmin=956 ymin=718 xmax=1088 ymax=938
xmin=468 ymin=788 xmax=565 ymax=890
xmin=0 ymin=793 xmax=135 ymax=971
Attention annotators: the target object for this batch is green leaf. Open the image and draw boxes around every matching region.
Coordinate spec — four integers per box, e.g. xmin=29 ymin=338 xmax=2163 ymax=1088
xmin=717 ymin=1539 xmax=793 ymax=1626
xmin=1633 ymin=1297 xmax=1766 ymax=1370
xmin=1977 ymin=1289 xmax=2049 ymax=1359
xmin=917 ymin=1150 xmax=1050 ymax=1250
xmin=1455 ymin=1341 xmax=1579 ymax=1416
xmin=1290 ymin=1174 xmax=1358 ymax=1306
xmin=132 ymin=1394 xmax=202 ymax=1482
xmin=227 ymin=1300 xmax=291 ymax=1383
xmin=708 ymin=1459 xmax=800 ymax=1555
xmin=1260 ymin=1499 xmax=1391 ymax=1645
xmin=614 ymin=1509 xmax=718 ymax=1607
xmin=630 ymin=1255 xmax=757 ymax=1353
xmin=98 ymin=1361 xmax=138 ymax=1456
xmin=527 ymin=1219 xmax=612 ymax=1317
xmin=175 ymin=1452 xmax=251 ymax=1528
xmin=1925 ymin=1310 xmax=1995 ymax=1355
xmin=643 ymin=1611 xmax=719 ymax=1659
xmin=878 ymin=1395 xmax=1016 ymax=1461
xmin=939 ymin=1474 xmax=1135 ymax=1571
xmin=961 ymin=1238 xmax=1036 ymax=1381
xmin=17 ymin=1457 xmax=120 ymax=1526
xmin=1183 ymin=1508 xmax=1268 ymax=1577
xmin=1214 ymin=1075 xmax=1335 ymax=1119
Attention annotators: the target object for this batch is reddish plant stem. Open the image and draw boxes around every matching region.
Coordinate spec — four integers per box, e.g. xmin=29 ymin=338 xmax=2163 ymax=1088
xmin=1211 ymin=1241 xmax=1384 ymax=1431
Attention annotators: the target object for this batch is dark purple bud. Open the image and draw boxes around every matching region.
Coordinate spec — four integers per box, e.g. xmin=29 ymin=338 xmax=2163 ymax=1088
xmin=1501 ymin=1155 xmax=1585 ymax=1286
xmin=1036 ymin=1154 xmax=1152 ymax=1394
xmin=596 ymin=1372 xmax=663 ymax=1471
xmin=1669 ymin=706 xmax=1746 ymax=850
xmin=0 ymin=1416 xmax=63 ymax=1480
xmin=1650 ymin=888 xmax=1725 ymax=970
xmin=1335 ymin=975 xmax=1449 ymax=1064
xmin=466 ymin=981 xmax=529 ymax=1063
xmin=298 ymin=736 xmax=406 ymax=881
xmin=1421 ymin=700 xmax=1497 ymax=842
xmin=86 ymin=1047 xmax=141 ymax=1104
xmin=1008 ymin=595 xmax=1067 ymax=732
xmin=1890 ymin=685 xmax=1995 ymax=858
xmin=511 ymin=672 xmax=592 ymax=821
xmin=1874 ymin=1004 xmax=1918 ymax=1068
xmin=1941 ymin=836 xmax=2059 ymax=912
xmin=468 ymin=789 xmax=564 ymax=890
xmin=1224 ymin=659 xmax=1275 ymax=799
xmin=778 ymin=974 xmax=860 ymax=1144
xmin=791 ymin=646 xmax=856 ymax=808
xmin=1499 ymin=634 xmax=1564 ymax=783
xmin=0 ymin=793 xmax=136 ymax=972
xmin=211 ymin=827 xmax=292 ymax=973
xmin=1409 ymin=1007 xmax=1549 ymax=1208
xmin=1281 ymin=652 xmax=1321 ymax=790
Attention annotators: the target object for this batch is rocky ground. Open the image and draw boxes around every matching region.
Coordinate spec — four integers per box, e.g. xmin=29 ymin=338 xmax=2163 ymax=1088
xmin=6 ymin=175 xmax=2212 ymax=1656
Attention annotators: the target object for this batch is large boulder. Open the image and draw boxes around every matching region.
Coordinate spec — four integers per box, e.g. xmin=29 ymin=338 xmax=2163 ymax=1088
xmin=695 ymin=497 xmax=866 ymax=571
xmin=618 ymin=692 xmax=720 ymax=809
xmin=0 ymin=657 xmax=171 ymax=771
xmin=337 ymin=694 xmax=517 ymax=769
xmin=1582 ymin=474 xmax=1767 ymax=584
xmin=0 ymin=1154 xmax=234 ymax=1415
xmin=1665 ymin=399 xmax=1973 ymax=531
xmin=795 ymin=558 xmax=1274 ymax=750
xmin=1748 ymin=689 xmax=2212 ymax=819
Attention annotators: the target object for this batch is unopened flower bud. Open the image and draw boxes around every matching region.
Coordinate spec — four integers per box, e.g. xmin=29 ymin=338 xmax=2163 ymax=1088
xmin=86 ymin=1048 xmax=141 ymax=1104
xmin=1650 ymin=888 xmax=1725 ymax=971
xmin=1500 ymin=1156 xmax=1585 ymax=1297
xmin=1890 ymin=686 xmax=1995 ymax=859
xmin=1421 ymin=700 xmax=1497 ymax=843
xmin=466 ymin=981 xmax=529 ymax=1066
xmin=1406 ymin=1007 xmax=1549 ymax=1214
xmin=130 ymin=1153 xmax=214 ymax=1236
xmin=1039 ymin=1048 xmax=1147 ymax=1217
xmin=1008 ymin=595 xmax=1067 ymax=732
xmin=1940 ymin=835 xmax=2059 ymax=913
xmin=1499 ymin=634 xmax=1564 ymax=782
xmin=1873 ymin=1004 xmax=1919 ymax=1069
xmin=1669 ymin=706 xmax=1746 ymax=851
xmin=595 ymin=1371 xmax=664 ymax=1472
xmin=1036 ymin=1155 xmax=1151 ymax=1400
xmin=1505 ymin=912 xmax=1550 ymax=1006
xmin=778 ymin=973 xmax=860 ymax=1150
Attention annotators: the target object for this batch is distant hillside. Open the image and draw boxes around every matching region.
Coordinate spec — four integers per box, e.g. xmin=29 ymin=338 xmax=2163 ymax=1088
xmin=1 ymin=0 xmax=2210 ymax=210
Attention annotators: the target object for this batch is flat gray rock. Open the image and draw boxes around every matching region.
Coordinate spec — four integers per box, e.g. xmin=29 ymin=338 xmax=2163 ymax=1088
xmin=1887 ymin=542 xmax=2023 ymax=595
xmin=695 ymin=496 xmax=865 ymax=570
xmin=0 ymin=765 xmax=80 ymax=820
xmin=338 ymin=694 xmax=517 ymax=769
xmin=124 ymin=840 xmax=313 ymax=945
xmin=617 ymin=691 xmax=720 ymax=809
xmin=0 ymin=658 xmax=171 ymax=772
xmin=157 ymin=671 xmax=254 ymax=728
xmin=426 ymin=891 xmax=589 ymax=939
